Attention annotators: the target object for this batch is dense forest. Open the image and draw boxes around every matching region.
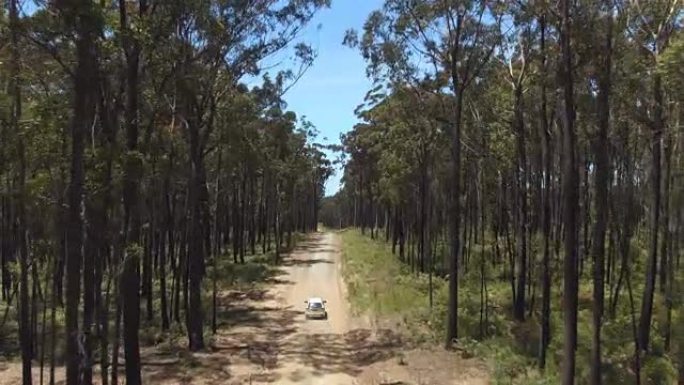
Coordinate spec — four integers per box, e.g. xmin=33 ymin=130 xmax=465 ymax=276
xmin=322 ymin=0 xmax=683 ymax=384
xmin=0 ymin=0 xmax=332 ymax=384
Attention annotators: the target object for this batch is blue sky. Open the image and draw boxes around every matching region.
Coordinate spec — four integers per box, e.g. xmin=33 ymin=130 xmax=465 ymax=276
xmin=277 ymin=0 xmax=382 ymax=196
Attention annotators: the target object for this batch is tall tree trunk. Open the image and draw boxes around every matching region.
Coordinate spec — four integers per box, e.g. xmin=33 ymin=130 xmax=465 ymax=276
xmin=187 ymin=146 xmax=207 ymax=351
xmin=664 ymin=108 xmax=680 ymax=352
xmin=420 ymin=161 xmax=428 ymax=277
xmin=9 ymin=0 xmax=32 ymax=382
xmin=212 ymin=147 xmax=222 ymax=335
xmin=659 ymin=127 xmax=672 ymax=294
xmin=560 ymin=1 xmax=580 ymax=383
xmin=446 ymin=83 xmax=464 ymax=346
xmin=638 ymin=73 xmax=663 ymax=353
xmin=513 ymin=80 xmax=528 ymax=322
xmin=40 ymin=258 xmax=50 ymax=385
xmin=627 ymin=245 xmax=642 ymax=385
xmin=232 ymin=181 xmax=240 ymax=264
xmin=82 ymin=218 xmax=96 ymax=385
xmin=590 ymin=7 xmax=612 ymax=384
xmin=160 ymin=232 xmax=171 ymax=328
xmin=110 ymin=298 xmax=121 ymax=385
xmin=60 ymin=0 xmax=99 ymax=382
xmin=119 ymin=0 xmax=146 ymax=381
xmin=538 ymin=13 xmax=552 ymax=370
xmin=95 ymin=61 xmax=117 ymax=385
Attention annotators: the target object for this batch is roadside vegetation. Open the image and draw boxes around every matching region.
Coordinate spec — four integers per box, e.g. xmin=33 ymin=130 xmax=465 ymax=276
xmin=322 ymin=1 xmax=684 ymax=384
xmin=0 ymin=0 xmax=330 ymax=383
xmin=0 ymin=235 xmax=301 ymax=380
xmin=339 ymin=229 xmax=683 ymax=385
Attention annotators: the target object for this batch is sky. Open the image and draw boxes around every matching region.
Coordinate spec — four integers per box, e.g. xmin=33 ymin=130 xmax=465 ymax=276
xmin=275 ymin=0 xmax=383 ymax=196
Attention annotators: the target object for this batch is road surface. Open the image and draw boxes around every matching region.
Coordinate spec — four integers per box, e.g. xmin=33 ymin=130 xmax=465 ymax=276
xmin=190 ymin=231 xmax=403 ymax=385
xmin=196 ymin=231 xmax=487 ymax=385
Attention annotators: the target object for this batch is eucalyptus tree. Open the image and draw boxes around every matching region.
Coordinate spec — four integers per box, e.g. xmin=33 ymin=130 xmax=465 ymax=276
xmin=626 ymin=0 xmax=682 ymax=354
xmin=589 ymin=1 xmax=615 ymax=384
xmin=135 ymin=0 xmax=331 ymax=351
xmin=333 ymin=0 xmax=684 ymax=384
xmin=0 ymin=1 xmax=332 ymax=384
xmin=347 ymin=0 xmax=504 ymax=345
xmin=48 ymin=1 xmax=101 ymax=385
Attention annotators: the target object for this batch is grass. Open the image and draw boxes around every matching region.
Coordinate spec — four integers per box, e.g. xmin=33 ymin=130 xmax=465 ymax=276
xmin=338 ymin=228 xmax=683 ymax=385
xmin=340 ymin=229 xmax=446 ymax=343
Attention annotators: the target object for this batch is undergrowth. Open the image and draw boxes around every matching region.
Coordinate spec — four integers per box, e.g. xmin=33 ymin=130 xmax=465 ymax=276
xmin=339 ymin=228 xmax=683 ymax=385
xmin=0 ymin=233 xmax=304 ymax=365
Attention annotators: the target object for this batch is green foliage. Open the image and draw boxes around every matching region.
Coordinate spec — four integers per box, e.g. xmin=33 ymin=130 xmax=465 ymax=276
xmin=658 ymin=31 xmax=684 ymax=95
xmin=643 ymin=355 xmax=677 ymax=385
xmin=340 ymin=228 xmax=684 ymax=384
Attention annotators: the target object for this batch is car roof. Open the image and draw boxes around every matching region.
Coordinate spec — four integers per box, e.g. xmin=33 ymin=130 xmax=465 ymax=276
xmin=307 ymin=297 xmax=323 ymax=303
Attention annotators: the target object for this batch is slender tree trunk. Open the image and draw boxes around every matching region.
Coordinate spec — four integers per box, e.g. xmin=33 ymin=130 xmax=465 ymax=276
xmin=119 ymin=0 xmax=147 ymax=381
xmin=212 ymin=147 xmax=222 ymax=335
xmin=627 ymin=254 xmax=642 ymax=385
xmin=590 ymin=8 xmax=612 ymax=384
xmin=581 ymin=152 xmax=591 ymax=277
xmin=399 ymin=208 xmax=405 ymax=262
xmin=446 ymin=84 xmax=464 ymax=346
xmin=249 ymin=174 xmax=256 ymax=254
xmin=9 ymin=0 xmax=32 ymax=382
xmin=60 ymin=0 xmax=99 ymax=382
xmin=145 ymin=202 xmax=155 ymax=322
xmin=40 ymin=258 xmax=50 ymax=385
xmin=232 ymin=181 xmax=240 ymax=264
xmin=49 ymin=240 xmax=59 ymax=385
xmin=111 ymin=297 xmax=122 ymax=385
xmin=538 ymin=13 xmax=552 ymax=370
xmin=82 ymin=223 xmax=96 ymax=385
xmin=419 ymin=161 xmax=428 ymax=278
xmin=664 ymin=205 xmax=678 ymax=352
xmin=560 ymin=1 xmax=580 ymax=383
xmin=160 ymin=209 xmax=170 ymax=330
xmin=478 ymin=161 xmax=486 ymax=338
xmin=96 ymin=73 xmax=116 ymax=385
xmin=513 ymin=80 xmax=528 ymax=322
xmin=638 ymin=73 xmax=663 ymax=353
xmin=665 ymin=108 xmax=681 ymax=353
xmin=659 ymin=128 xmax=672 ymax=294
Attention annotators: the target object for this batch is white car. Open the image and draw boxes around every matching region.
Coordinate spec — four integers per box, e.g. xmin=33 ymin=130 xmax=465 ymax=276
xmin=304 ymin=297 xmax=328 ymax=320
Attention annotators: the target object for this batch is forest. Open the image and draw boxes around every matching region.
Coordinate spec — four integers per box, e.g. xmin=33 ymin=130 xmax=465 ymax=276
xmin=321 ymin=0 xmax=684 ymax=384
xmin=0 ymin=0 xmax=332 ymax=384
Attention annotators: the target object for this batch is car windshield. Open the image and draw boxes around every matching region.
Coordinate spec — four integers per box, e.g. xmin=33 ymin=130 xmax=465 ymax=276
xmin=309 ymin=302 xmax=323 ymax=309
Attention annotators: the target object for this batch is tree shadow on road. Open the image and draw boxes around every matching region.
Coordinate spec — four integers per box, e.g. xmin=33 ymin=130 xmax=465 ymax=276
xmin=275 ymin=327 xmax=404 ymax=378
xmin=281 ymin=257 xmax=333 ymax=267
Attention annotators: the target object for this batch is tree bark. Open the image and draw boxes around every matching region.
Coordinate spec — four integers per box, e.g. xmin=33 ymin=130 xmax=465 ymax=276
xmin=513 ymin=78 xmax=528 ymax=322
xmin=659 ymin=126 xmax=672 ymax=294
xmin=560 ymin=1 xmax=580 ymax=383
xmin=59 ymin=0 xmax=99 ymax=382
xmin=638 ymin=73 xmax=663 ymax=353
xmin=538 ymin=13 xmax=552 ymax=370
xmin=9 ymin=0 xmax=32 ymax=382
xmin=446 ymin=88 xmax=464 ymax=346
xmin=119 ymin=0 xmax=147 ymax=381
xmin=590 ymin=7 xmax=612 ymax=384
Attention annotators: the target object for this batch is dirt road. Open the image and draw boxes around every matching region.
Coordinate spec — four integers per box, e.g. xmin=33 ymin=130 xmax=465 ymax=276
xmin=214 ymin=231 xmax=394 ymax=385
